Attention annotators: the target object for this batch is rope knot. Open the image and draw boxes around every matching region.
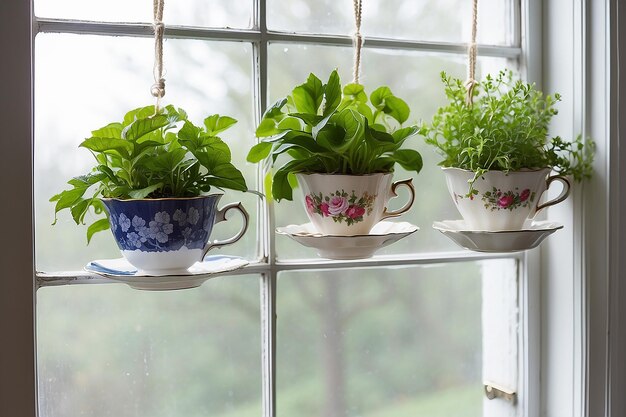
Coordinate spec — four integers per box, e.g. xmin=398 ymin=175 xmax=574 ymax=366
xmin=151 ymin=78 xmax=165 ymax=98
xmin=464 ymin=79 xmax=477 ymax=106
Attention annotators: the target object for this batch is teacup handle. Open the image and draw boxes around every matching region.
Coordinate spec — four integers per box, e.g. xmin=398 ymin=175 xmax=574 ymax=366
xmin=202 ymin=202 xmax=249 ymax=258
xmin=536 ymin=175 xmax=571 ymax=213
xmin=381 ymin=178 xmax=416 ymax=219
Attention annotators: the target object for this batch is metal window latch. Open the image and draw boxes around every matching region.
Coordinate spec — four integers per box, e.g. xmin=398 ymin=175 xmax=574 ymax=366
xmin=484 ymin=381 xmax=517 ymax=404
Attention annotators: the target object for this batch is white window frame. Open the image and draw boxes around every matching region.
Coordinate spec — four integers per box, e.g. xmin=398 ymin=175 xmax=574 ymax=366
xmin=2 ymin=0 xmax=624 ymax=416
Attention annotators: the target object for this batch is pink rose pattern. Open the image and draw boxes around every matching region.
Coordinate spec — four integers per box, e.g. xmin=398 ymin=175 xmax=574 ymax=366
xmin=307 ymin=190 xmax=376 ymax=226
xmin=480 ymin=187 xmax=536 ymax=211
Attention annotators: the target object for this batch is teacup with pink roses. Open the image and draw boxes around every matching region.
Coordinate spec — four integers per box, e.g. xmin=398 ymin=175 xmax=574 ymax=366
xmin=296 ymin=172 xmax=415 ymax=235
xmin=442 ymin=167 xmax=570 ymax=231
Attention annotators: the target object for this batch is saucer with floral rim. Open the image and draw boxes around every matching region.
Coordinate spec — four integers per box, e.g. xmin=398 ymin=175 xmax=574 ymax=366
xmin=85 ymin=255 xmax=249 ymax=291
xmin=432 ymin=220 xmax=563 ymax=253
xmin=276 ymin=221 xmax=419 ymax=260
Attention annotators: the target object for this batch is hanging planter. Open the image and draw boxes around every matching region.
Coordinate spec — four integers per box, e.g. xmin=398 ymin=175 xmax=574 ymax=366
xmin=51 ymin=0 xmax=251 ymax=283
xmin=246 ymin=69 xmax=422 ymax=258
xmin=423 ymin=0 xmax=594 ymax=252
xmin=244 ymin=0 xmax=422 ymax=259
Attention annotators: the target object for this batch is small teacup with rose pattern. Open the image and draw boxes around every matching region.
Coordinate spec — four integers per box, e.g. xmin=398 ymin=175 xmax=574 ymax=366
xmin=442 ymin=167 xmax=570 ymax=231
xmin=295 ymin=172 xmax=415 ymax=236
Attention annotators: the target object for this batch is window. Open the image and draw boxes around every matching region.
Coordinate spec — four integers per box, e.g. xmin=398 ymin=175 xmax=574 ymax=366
xmin=6 ymin=0 xmax=625 ymax=417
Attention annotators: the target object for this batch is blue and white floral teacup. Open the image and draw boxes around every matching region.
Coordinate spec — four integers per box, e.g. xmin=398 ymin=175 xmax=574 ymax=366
xmin=102 ymin=195 xmax=249 ymax=275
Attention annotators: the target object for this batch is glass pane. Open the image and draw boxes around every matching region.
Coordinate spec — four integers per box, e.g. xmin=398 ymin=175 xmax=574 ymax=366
xmin=268 ymin=43 xmax=515 ymax=259
xmin=35 ymin=0 xmax=253 ymax=29
xmin=37 ymin=275 xmax=262 ymax=417
xmin=35 ymin=34 xmax=258 ymax=272
xmin=276 ymin=260 xmax=517 ymax=417
xmin=267 ymin=0 xmax=514 ymax=45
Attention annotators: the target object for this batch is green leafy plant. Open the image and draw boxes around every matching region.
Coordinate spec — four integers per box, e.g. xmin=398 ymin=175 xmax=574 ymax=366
xmin=421 ymin=70 xmax=595 ymax=192
xmin=246 ymin=70 xmax=423 ymax=201
xmin=51 ymin=104 xmax=248 ymax=242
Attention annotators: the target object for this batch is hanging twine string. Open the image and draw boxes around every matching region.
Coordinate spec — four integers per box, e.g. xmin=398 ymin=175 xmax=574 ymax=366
xmin=151 ymin=0 xmax=166 ymax=112
xmin=465 ymin=0 xmax=478 ymax=106
xmin=352 ymin=0 xmax=363 ymax=84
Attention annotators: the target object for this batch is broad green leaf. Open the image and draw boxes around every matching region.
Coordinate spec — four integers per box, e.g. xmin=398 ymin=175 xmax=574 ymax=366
xmin=144 ymin=148 xmax=187 ymax=173
xmin=247 ymin=141 xmax=273 ymax=163
xmin=128 ymin=183 xmax=164 ymax=199
xmin=204 ymin=114 xmax=237 ymax=135
xmin=96 ymin=165 xmax=118 ymax=182
xmin=329 ymin=109 xmax=365 ymax=152
xmin=312 ymin=112 xmax=334 ymax=139
xmin=68 ymin=173 xmax=107 ymax=187
xmin=292 ymin=85 xmax=318 ymax=114
xmin=276 ymin=117 xmax=303 ymax=131
xmin=91 ymin=122 xmax=123 ymax=139
xmin=272 ymin=159 xmax=315 ymax=201
xmin=393 ymin=149 xmax=423 ymax=173
xmin=123 ymin=105 xmax=155 ymax=127
xmin=204 ymin=163 xmax=247 ymax=191
xmin=87 ymin=218 xmax=111 ymax=244
xmin=122 ymin=114 xmax=169 ymax=141
xmin=315 ymin=124 xmax=346 ymax=151
xmin=52 ymin=186 xmax=89 ymax=223
xmin=368 ymin=128 xmax=395 ymax=144
xmin=392 ymin=126 xmax=419 ymax=143
xmin=256 ymin=118 xmax=280 ymax=137
xmin=262 ymin=98 xmax=287 ymax=119
xmin=323 ymin=70 xmax=342 ymax=116
xmin=343 ymin=83 xmax=367 ymax=103
xmin=191 ymin=136 xmax=232 ymax=167
xmin=80 ymin=137 xmax=133 ymax=157
xmin=290 ymin=113 xmax=324 ymax=126
xmin=70 ymin=198 xmax=92 ymax=224
xmin=178 ymin=120 xmax=200 ymax=141
xmin=383 ymin=96 xmax=410 ymax=124
xmin=370 ymin=86 xmax=393 ymax=110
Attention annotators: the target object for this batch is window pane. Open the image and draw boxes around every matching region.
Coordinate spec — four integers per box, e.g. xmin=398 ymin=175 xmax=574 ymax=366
xmin=268 ymin=43 xmax=515 ymax=259
xmin=276 ymin=260 xmax=517 ymax=417
xmin=37 ymin=275 xmax=261 ymax=417
xmin=35 ymin=34 xmax=258 ymax=272
xmin=34 ymin=0 xmax=253 ymax=29
xmin=267 ymin=0 xmax=514 ymax=45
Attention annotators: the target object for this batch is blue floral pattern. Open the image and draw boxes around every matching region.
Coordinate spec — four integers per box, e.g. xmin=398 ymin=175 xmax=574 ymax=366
xmin=102 ymin=196 xmax=221 ymax=253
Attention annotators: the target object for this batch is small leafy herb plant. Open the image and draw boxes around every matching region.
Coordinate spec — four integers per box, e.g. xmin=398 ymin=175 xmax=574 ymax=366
xmin=51 ymin=105 xmax=248 ymax=242
xmin=421 ymin=70 xmax=594 ymax=191
xmin=246 ymin=70 xmax=423 ymax=201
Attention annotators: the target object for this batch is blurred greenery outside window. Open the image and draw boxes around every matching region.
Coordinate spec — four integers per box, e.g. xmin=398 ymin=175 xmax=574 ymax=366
xmin=34 ymin=1 xmax=526 ymax=417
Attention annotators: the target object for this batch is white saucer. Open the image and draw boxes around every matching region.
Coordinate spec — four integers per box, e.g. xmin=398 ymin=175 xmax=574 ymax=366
xmin=276 ymin=221 xmax=419 ymax=260
xmin=432 ymin=220 xmax=563 ymax=253
xmin=85 ymin=255 xmax=249 ymax=291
